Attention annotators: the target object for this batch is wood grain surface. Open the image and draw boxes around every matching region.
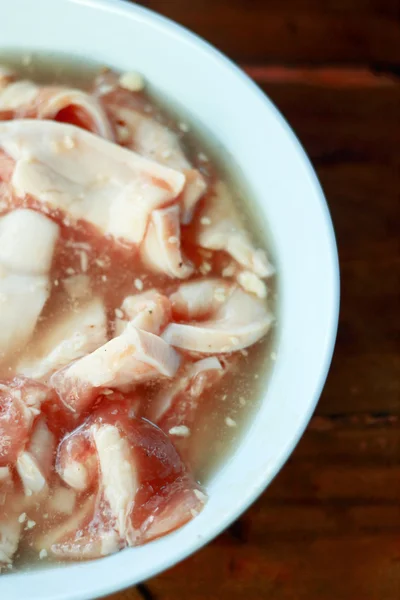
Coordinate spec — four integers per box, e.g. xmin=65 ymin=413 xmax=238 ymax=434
xmin=110 ymin=1 xmax=400 ymax=599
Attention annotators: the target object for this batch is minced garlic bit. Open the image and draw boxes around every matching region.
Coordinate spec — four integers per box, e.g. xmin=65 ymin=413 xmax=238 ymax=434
xmin=119 ymin=71 xmax=145 ymax=92
xmin=222 ymin=263 xmax=236 ymax=278
xmin=101 ymin=274 xmax=108 ymax=282
xmin=178 ymin=122 xmax=190 ymax=133
xmin=114 ymin=308 xmax=124 ymax=319
xmin=225 ymin=416 xmax=237 ymax=428
xmin=168 ymin=236 xmax=179 ymax=245
xmin=237 ymin=270 xmax=267 ymax=299
xmin=18 ymin=512 xmax=27 ymax=524
xmin=63 ymin=135 xmax=76 ymax=150
xmin=168 ymin=425 xmax=191 ymax=437
xmin=134 ymin=278 xmax=143 ymax=291
xmin=65 ymin=267 xmax=75 ymax=276
xmin=79 ymin=250 xmax=89 ymax=273
xmin=199 ymin=261 xmax=212 ymax=275
xmin=39 ymin=549 xmax=48 ymax=560
xmin=102 ymin=389 xmax=114 ymax=396
xmin=270 ymin=351 xmax=277 ymax=361
xmin=200 ymin=217 xmax=211 ymax=226
xmin=214 ymin=287 xmax=226 ymax=303
xmin=116 ymin=124 xmax=130 ymax=143
xmin=198 ymin=152 xmax=209 ymax=163
xmin=239 ymin=397 xmax=246 ymax=406
xmin=26 ymin=520 xmax=36 ymax=529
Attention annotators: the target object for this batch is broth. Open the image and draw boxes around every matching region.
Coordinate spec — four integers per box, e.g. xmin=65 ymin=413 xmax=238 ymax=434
xmin=0 ymin=52 xmax=276 ymax=572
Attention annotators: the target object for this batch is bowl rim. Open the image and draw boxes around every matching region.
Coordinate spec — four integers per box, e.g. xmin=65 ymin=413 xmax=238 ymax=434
xmin=0 ymin=0 xmax=340 ymax=597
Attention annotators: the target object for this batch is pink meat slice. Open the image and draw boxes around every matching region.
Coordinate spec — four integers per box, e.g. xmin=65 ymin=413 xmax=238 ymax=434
xmin=50 ymin=324 xmax=181 ymax=414
xmin=92 ymin=70 xmax=207 ymax=223
xmin=0 ymin=119 xmax=186 ymax=246
xmin=163 ymin=282 xmax=273 ymax=353
xmin=140 ymin=204 xmax=194 ymax=279
xmin=195 ymin=181 xmax=274 ymax=277
xmin=39 ymin=399 xmax=206 ymax=557
xmin=147 ymin=357 xmax=226 ymax=432
xmin=0 ymin=76 xmax=113 ymax=139
xmin=115 ymin=290 xmax=172 ymax=337
xmin=0 ymin=378 xmax=50 ymax=466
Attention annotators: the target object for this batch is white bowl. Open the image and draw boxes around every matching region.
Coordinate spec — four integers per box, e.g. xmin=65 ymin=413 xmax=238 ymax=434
xmin=0 ymin=1 xmax=339 ymax=598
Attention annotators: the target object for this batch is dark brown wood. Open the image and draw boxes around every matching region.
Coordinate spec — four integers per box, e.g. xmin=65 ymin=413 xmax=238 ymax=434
xmin=110 ymin=2 xmax=400 ymax=599
xmin=135 ymin=0 xmax=400 ymax=65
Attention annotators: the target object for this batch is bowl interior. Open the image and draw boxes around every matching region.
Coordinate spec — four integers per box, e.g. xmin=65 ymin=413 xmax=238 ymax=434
xmin=0 ymin=1 xmax=339 ymax=598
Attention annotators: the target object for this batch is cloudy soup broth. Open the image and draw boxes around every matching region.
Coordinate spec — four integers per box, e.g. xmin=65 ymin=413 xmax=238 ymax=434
xmin=0 ymin=53 xmax=276 ymax=571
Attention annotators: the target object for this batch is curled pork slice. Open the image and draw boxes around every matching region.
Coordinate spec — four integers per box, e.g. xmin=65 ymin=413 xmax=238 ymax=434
xmin=141 ymin=205 xmax=194 ymax=279
xmin=15 ymin=416 xmax=55 ymax=497
xmin=51 ymin=323 xmax=181 ymax=413
xmin=115 ymin=290 xmax=171 ymax=337
xmin=163 ymin=283 xmax=273 ymax=353
xmin=18 ymin=298 xmax=107 ymax=380
xmin=148 ymin=357 xmax=225 ymax=431
xmin=57 ymin=425 xmax=98 ymax=492
xmin=16 ymin=451 xmax=47 ymax=496
xmin=105 ymin=101 xmax=207 ymax=223
xmin=40 ymin=400 xmax=206 ymax=558
xmin=0 ymin=209 xmax=59 ymax=360
xmin=170 ymin=278 xmax=233 ymax=320
xmin=92 ymin=424 xmax=138 ymax=544
xmin=27 ymin=418 xmax=55 ymax=482
xmin=0 ymin=378 xmax=49 ymax=466
xmin=0 ymin=77 xmax=113 ymax=139
xmin=0 ymin=119 xmax=185 ymax=245
xmin=195 ymin=181 xmax=274 ymax=278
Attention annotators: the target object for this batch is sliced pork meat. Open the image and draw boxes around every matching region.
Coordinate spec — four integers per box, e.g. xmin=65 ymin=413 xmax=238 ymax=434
xmin=163 ymin=281 xmax=273 ymax=353
xmin=92 ymin=424 xmax=138 ymax=544
xmin=0 ymin=63 xmax=275 ymax=570
xmin=148 ymin=357 xmax=225 ymax=432
xmin=96 ymin=77 xmax=207 ymax=223
xmin=115 ymin=290 xmax=172 ymax=337
xmin=32 ymin=495 xmax=118 ymax=560
xmin=0 ymin=208 xmax=58 ymax=360
xmin=0 ymin=378 xmax=49 ymax=466
xmin=16 ymin=451 xmax=48 ymax=496
xmin=56 ymin=426 xmax=98 ymax=493
xmin=51 ymin=324 xmax=181 ymax=413
xmin=195 ymin=181 xmax=274 ymax=278
xmin=141 ymin=205 xmax=194 ymax=279
xmin=170 ymin=278 xmax=233 ymax=320
xmin=0 ymin=120 xmax=185 ymax=245
xmin=0 ymin=208 xmax=59 ymax=275
xmin=0 ymin=78 xmax=113 ymax=139
xmin=18 ymin=298 xmax=107 ymax=380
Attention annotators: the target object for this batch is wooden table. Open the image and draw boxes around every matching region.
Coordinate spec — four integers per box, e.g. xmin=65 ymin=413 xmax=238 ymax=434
xmin=111 ymin=2 xmax=400 ymax=599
